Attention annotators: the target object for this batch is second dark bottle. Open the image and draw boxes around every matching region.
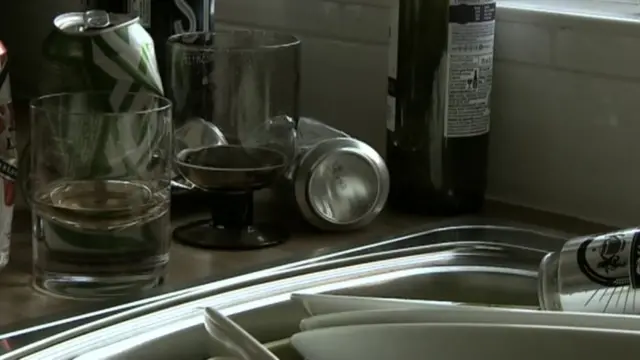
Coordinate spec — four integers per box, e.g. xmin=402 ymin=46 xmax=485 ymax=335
xmin=386 ymin=0 xmax=496 ymax=215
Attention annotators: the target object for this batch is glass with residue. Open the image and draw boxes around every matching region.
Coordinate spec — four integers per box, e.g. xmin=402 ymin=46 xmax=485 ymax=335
xmin=28 ymin=91 xmax=173 ymax=299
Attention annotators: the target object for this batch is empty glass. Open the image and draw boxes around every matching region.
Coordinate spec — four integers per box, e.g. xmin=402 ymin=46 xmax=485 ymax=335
xmin=167 ymin=30 xmax=299 ymax=250
xmin=29 ymin=91 xmax=173 ymax=299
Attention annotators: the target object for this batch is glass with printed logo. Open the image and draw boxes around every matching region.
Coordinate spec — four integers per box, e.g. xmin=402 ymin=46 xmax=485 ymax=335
xmin=539 ymin=227 xmax=640 ymax=314
xmin=28 ymin=91 xmax=172 ymax=299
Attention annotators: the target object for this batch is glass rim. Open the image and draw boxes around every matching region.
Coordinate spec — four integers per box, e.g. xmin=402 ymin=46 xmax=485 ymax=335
xmin=166 ymin=30 xmax=301 ymax=52
xmin=29 ymin=91 xmax=172 ymax=116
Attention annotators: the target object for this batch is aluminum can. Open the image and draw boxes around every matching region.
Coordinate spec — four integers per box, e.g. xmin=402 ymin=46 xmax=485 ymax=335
xmin=38 ymin=9 xmax=164 ymax=171
xmin=539 ymin=227 xmax=640 ymax=314
xmin=86 ymin=0 xmax=214 ymax=82
xmin=40 ymin=10 xmax=164 ymax=98
xmin=280 ymin=118 xmax=389 ymax=231
xmin=0 ymin=41 xmax=18 ymax=271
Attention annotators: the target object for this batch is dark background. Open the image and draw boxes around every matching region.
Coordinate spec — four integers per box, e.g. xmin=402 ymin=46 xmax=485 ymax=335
xmin=0 ymin=1 xmax=89 ymax=102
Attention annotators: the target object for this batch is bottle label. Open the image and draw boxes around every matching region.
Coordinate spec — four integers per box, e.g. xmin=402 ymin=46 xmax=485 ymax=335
xmin=173 ymin=0 xmax=200 ymax=34
xmin=128 ymin=0 xmax=152 ymax=28
xmin=444 ymin=0 xmax=495 ymax=138
xmin=386 ymin=0 xmax=399 ymax=133
xmin=126 ymin=0 xmax=206 ymax=34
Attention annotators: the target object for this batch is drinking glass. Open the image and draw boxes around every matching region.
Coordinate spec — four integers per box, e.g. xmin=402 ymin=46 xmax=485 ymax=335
xmin=29 ymin=91 xmax=173 ymax=299
xmin=167 ymin=30 xmax=299 ymax=250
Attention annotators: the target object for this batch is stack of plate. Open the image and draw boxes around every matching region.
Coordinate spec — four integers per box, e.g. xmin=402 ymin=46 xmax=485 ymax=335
xmin=205 ymin=293 xmax=640 ymax=360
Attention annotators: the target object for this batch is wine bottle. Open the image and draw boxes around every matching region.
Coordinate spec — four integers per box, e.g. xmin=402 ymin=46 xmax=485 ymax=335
xmin=386 ymin=0 xmax=496 ymax=215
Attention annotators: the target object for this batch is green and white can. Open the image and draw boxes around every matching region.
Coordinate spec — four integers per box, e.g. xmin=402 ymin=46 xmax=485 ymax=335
xmin=41 ymin=9 xmax=163 ymax=99
xmin=39 ymin=9 xmax=165 ymax=178
xmin=38 ymin=9 xmax=166 ymax=187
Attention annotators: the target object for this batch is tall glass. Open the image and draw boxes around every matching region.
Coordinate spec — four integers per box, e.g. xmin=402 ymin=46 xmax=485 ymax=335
xmin=29 ymin=92 xmax=173 ymax=299
xmin=167 ymin=31 xmax=299 ymax=250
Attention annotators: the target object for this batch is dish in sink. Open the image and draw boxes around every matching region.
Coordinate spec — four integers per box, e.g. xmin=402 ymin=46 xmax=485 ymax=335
xmin=291 ymin=323 xmax=640 ymax=360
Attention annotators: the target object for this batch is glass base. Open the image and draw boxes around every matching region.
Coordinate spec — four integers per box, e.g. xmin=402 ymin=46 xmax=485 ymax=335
xmin=32 ymin=268 xmax=165 ymax=300
xmin=174 ymin=219 xmax=288 ymax=250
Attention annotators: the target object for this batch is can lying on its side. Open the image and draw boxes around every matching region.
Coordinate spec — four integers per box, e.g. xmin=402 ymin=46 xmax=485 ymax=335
xmin=279 ymin=118 xmax=389 ymax=231
xmin=0 ymin=40 xmax=18 ymax=271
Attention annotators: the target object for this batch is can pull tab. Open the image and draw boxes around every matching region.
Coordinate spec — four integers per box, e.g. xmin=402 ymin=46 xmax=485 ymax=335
xmin=82 ymin=10 xmax=111 ymax=31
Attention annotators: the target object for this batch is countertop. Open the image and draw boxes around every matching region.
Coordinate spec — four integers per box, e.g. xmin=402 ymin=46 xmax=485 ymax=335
xmin=0 ymin=201 xmax=613 ymax=329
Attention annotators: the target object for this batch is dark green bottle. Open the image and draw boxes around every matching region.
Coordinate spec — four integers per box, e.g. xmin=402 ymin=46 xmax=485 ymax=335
xmin=386 ymin=0 xmax=496 ymax=215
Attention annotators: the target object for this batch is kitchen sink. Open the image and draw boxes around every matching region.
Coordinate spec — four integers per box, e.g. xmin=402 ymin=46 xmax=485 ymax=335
xmin=0 ymin=218 xmax=568 ymax=360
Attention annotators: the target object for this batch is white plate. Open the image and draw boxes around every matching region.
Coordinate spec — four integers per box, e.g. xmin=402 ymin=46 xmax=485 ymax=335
xmin=300 ymin=306 xmax=640 ymax=331
xmin=292 ymin=323 xmax=640 ymax=360
xmin=291 ymin=293 xmax=533 ymax=316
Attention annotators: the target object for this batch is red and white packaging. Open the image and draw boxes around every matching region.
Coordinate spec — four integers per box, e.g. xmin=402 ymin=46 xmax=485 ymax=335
xmin=0 ymin=40 xmax=17 ymax=267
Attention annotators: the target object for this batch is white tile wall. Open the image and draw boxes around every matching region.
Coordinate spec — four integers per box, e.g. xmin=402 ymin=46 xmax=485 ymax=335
xmin=215 ymin=0 xmax=640 ymax=227
xmin=489 ymin=61 xmax=640 ymax=225
xmin=491 ymin=3 xmax=640 ymax=227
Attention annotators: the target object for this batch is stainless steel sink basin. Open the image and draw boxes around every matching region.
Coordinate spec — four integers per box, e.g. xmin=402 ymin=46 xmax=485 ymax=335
xmin=0 ymin=219 xmax=568 ymax=360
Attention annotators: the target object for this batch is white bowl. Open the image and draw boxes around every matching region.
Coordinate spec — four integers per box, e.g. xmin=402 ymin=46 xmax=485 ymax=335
xmin=291 ymin=293 xmax=533 ymax=316
xmin=300 ymin=306 xmax=640 ymax=331
xmin=291 ymin=323 xmax=640 ymax=360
